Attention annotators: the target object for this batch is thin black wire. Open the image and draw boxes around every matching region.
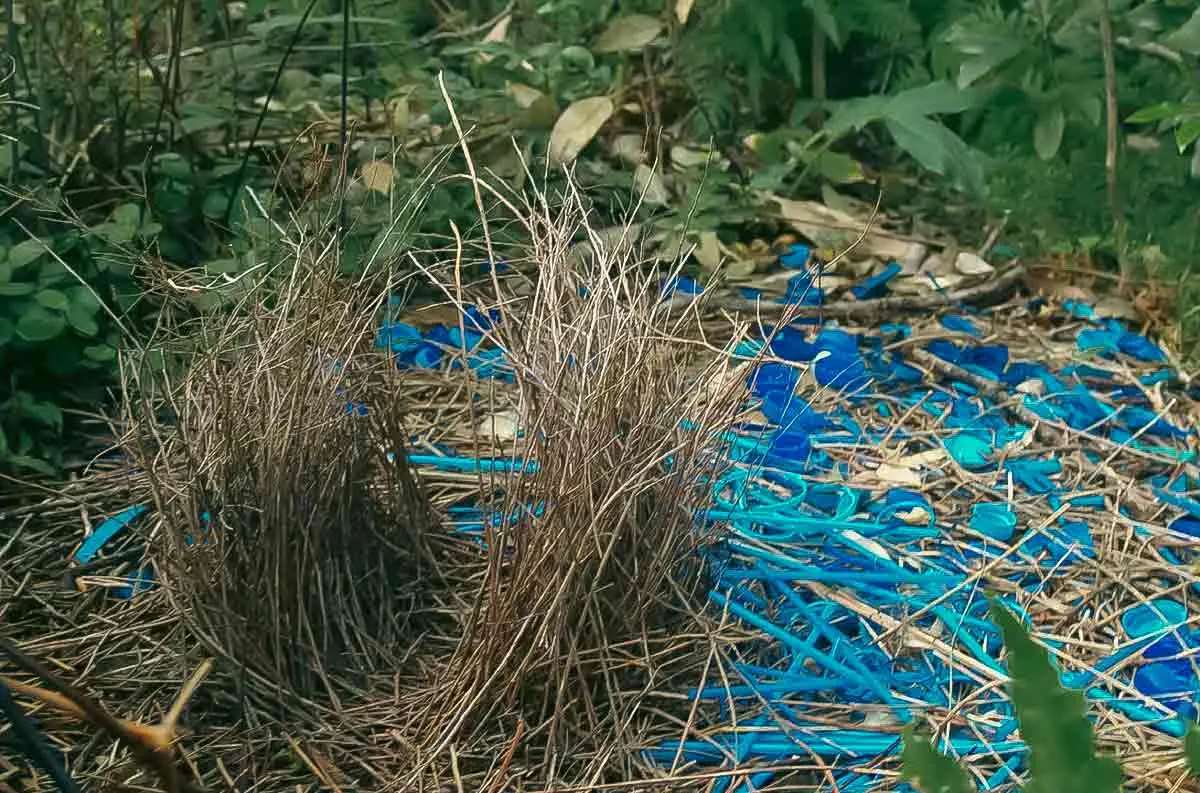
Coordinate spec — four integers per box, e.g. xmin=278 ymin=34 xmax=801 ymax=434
xmin=0 ymin=679 xmax=83 ymax=793
xmin=221 ymin=0 xmax=322 ymax=227
xmin=337 ymin=0 xmax=351 ymax=244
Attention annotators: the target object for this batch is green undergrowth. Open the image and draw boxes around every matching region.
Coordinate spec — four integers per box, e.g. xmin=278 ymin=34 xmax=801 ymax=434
xmin=3 ymin=0 xmax=1200 ymax=472
xmin=903 ymin=599 xmax=1200 ymax=793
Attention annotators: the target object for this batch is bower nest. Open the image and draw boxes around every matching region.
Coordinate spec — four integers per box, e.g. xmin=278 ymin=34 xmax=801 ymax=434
xmin=2 ymin=170 xmax=1200 ymax=793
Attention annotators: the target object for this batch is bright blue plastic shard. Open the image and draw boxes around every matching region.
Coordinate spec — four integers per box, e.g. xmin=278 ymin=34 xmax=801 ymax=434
xmin=75 ymin=504 xmax=150 ymax=563
xmin=1122 ymin=599 xmax=1187 ymax=638
xmin=749 ymin=362 xmax=799 ymax=398
xmin=1062 ymin=299 xmax=1095 ymax=320
xmin=782 ymin=273 xmax=825 ymax=306
xmin=850 ymin=261 xmax=902 ymax=300
xmin=661 ymin=275 xmax=704 ymax=298
xmin=940 ymin=314 xmax=981 ymax=336
xmin=1169 ymin=515 xmax=1200 ymax=538
xmin=945 ymin=432 xmax=993 ymax=469
xmin=812 ymin=329 xmax=870 ymax=391
xmin=1004 ymin=457 xmax=1060 ymax=494
xmin=969 ymin=502 xmax=1017 ymax=542
xmin=770 ymin=326 xmax=818 ymax=362
xmin=779 ymin=243 xmax=812 ymax=269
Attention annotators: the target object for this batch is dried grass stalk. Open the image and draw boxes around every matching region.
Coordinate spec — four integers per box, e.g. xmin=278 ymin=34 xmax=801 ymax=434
xmin=123 ymin=251 xmax=440 ymax=704
xmin=412 ymin=174 xmax=750 ymax=781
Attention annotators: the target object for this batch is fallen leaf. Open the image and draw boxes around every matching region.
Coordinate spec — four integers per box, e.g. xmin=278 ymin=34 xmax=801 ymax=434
xmin=477 ymin=410 xmax=520 ymax=443
xmin=506 ymin=82 xmax=544 ymax=109
xmin=842 ymin=529 xmax=892 ymax=561
xmin=359 ymin=160 xmax=396 ymax=194
xmin=693 ymin=231 xmax=723 ymax=272
xmin=675 ymin=0 xmax=695 ymax=24
xmin=595 ymin=14 xmax=664 ymax=54
xmin=954 ymin=251 xmax=994 ymax=276
xmin=388 ymin=97 xmax=410 ymax=133
xmin=1093 ymin=295 xmax=1139 ymax=321
xmin=897 ymin=448 xmax=947 ymax=467
xmin=671 ymin=144 xmax=716 ymax=169
xmin=611 ymin=133 xmax=647 ymax=164
xmin=475 ymin=14 xmax=511 ymax=64
xmin=873 ymin=462 xmax=923 ymax=487
xmin=899 ymin=243 xmax=928 ymax=274
xmin=549 ymin=96 xmax=615 ymax=165
xmin=768 ymin=194 xmax=911 ymax=262
xmin=634 ymin=163 xmax=670 ymax=205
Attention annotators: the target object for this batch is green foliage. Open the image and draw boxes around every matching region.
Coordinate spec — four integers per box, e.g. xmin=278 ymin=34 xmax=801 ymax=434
xmin=901 ymin=725 xmax=976 ymax=793
xmin=5 ymin=0 xmax=1200 ymax=471
xmin=990 ymin=600 xmax=1124 ymax=793
xmin=903 ymin=600 xmax=1200 ymax=792
xmin=1188 ymin=722 xmax=1200 ymax=777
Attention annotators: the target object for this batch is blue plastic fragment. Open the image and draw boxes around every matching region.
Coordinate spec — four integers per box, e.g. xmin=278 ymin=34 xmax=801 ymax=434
xmin=779 ymin=243 xmax=812 ymax=269
xmin=75 ymin=504 xmax=149 ymax=564
xmin=850 ymin=261 xmax=902 ymax=301
xmin=941 ymin=314 xmax=981 ymax=337
xmin=969 ymin=502 xmax=1017 ymax=542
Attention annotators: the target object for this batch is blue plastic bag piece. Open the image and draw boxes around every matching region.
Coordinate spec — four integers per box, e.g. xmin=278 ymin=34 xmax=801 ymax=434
xmin=1122 ymin=599 xmax=1187 ymax=638
xmin=783 ymin=273 xmax=825 ymax=305
xmin=945 ymin=432 xmax=993 ymax=469
xmin=661 ymin=275 xmax=704 ymax=297
xmin=812 ymin=329 xmax=870 ymax=391
xmin=464 ymin=304 xmax=501 ymax=331
xmin=779 ymin=243 xmax=812 ymax=269
xmin=1142 ymin=369 xmax=1174 ymax=386
xmin=740 ymin=287 xmax=763 ymax=300
xmin=1154 ymin=488 xmax=1200 ymax=519
xmin=1004 ymin=457 xmax=1061 ymax=495
xmin=768 ymin=429 xmax=812 ymax=461
xmin=1063 ymin=363 xmax=1112 ymax=380
xmin=770 ymin=326 xmax=818 ymax=362
xmin=480 ymin=258 xmax=510 ymax=274
xmin=888 ymin=358 xmax=925 ymax=384
xmin=1002 ymin=361 xmax=1049 ymax=386
xmin=941 ymin=314 xmax=981 ymax=337
xmin=850 ymin=261 xmax=902 ymax=300
xmin=962 ymin=344 xmax=1009 ymax=379
xmin=113 ymin=566 xmax=156 ymax=600
xmin=927 ymin=339 xmax=961 ymax=364
xmin=970 ymin=502 xmax=1017 ymax=542
xmin=1063 ymin=299 xmax=1095 ymax=320
xmin=377 ymin=320 xmax=422 ymax=353
xmin=749 ymin=361 xmax=799 ymax=398
xmin=880 ymin=323 xmax=911 ymax=338
xmin=1120 ymin=405 xmax=1188 ymax=438
xmin=1118 ymin=329 xmax=1165 ymax=362
xmin=1169 ymin=515 xmax=1200 ymax=538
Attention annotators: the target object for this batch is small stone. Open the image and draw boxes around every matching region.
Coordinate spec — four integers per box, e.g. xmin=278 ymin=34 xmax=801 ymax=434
xmin=954 ymin=251 xmax=995 ymax=276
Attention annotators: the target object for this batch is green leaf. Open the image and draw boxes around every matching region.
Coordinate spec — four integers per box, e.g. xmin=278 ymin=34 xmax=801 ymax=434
xmin=1162 ymin=8 xmax=1200 ymax=56
xmin=1187 ymin=723 xmax=1200 ymax=776
xmin=83 ymin=344 xmax=117 ymax=363
xmin=990 ymin=599 xmax=1124 ymax=793
xmin=1126 ymin=102 xmax=1179 ymax=124
xmin=778 ymin=34 xmax=802 ymax=87
xmin=35 ymin=288 xmax=70 ymax=311
xmin=804 ymin=0 xmax=840 ymax=47
xmin=1176 ymin=119 xmax=1200 ymax=153
xmin=901 ymin=725 xmax=975 ymax=793
xmin=111 ymin=203 xmax=142 ymax=231
xmin=0 ymin=317 xmax=13 ymax=345
xmin=1034 ymin=103 xmax=1066 ymax=160
xmin=7 ymin=454 xmax=57 ymax=477
xmin=885 ymin=81 xmax=981 ymax=117
xmin=67 ymin=301 xmax=100 ymax=336
xmin=7 ymin=239 xmax=46 ymax=269
xmin=19 ymin=395 xmax=62 ymax=431
xmin=885 ymin=113 xmax=951 ymax=174
xmin=16 ymin=304 xmax=67 ymax=342
xmin=0 ymin=281 xmax=36 ymax=297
